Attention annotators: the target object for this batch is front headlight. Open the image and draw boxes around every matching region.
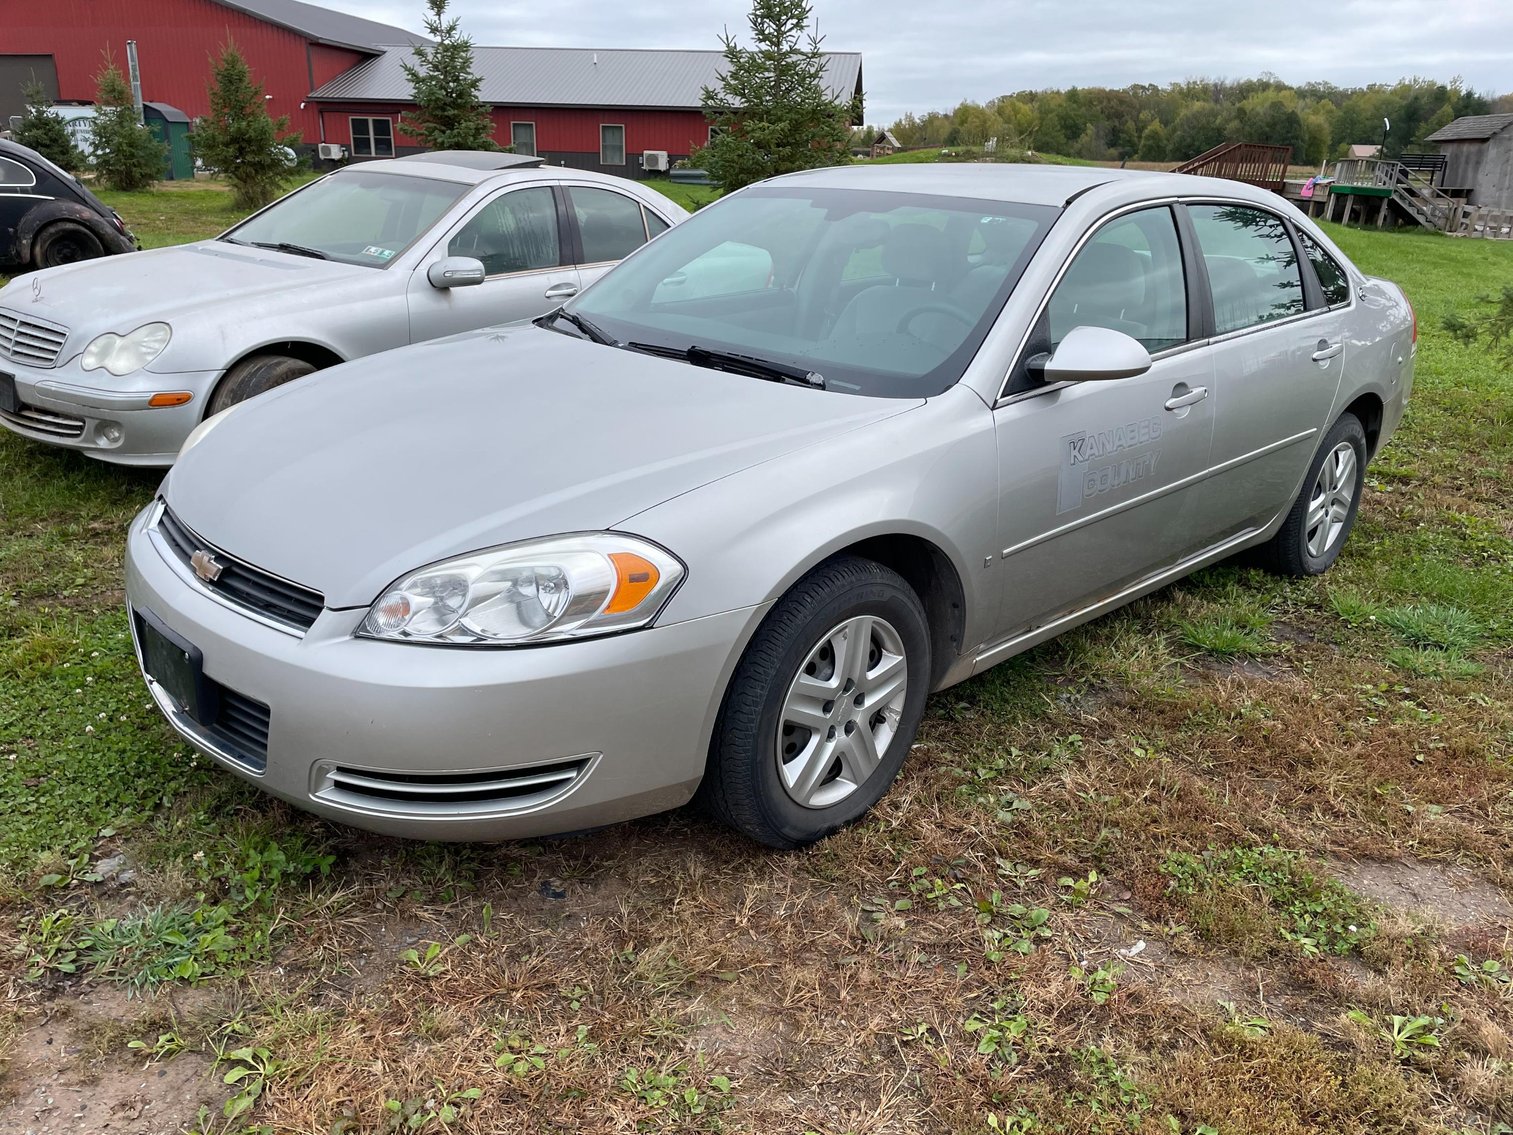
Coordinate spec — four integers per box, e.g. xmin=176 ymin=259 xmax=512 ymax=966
xmin=359 ymin=533 xmax=685 ymax=645
xmin=81 ymin=322 xmax=172 ymax=376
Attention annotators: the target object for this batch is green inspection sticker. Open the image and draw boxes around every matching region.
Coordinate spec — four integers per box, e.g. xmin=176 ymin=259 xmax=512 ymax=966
xmin=361 ymin=246 xmax=396 ymax=260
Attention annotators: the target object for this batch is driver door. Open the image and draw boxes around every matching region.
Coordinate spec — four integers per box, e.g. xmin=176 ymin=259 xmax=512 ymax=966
xmin=407 ymin=185 xmax=580 ymax=342
xmin=989 ymin=205 xmax=1216 ymax=643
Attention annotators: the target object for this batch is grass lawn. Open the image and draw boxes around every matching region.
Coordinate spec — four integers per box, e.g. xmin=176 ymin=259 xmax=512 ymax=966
xmin=1 ymin=180 xmax=1511 ymax=1134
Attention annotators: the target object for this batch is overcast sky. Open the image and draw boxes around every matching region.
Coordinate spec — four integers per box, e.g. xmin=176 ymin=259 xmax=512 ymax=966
xmin=323 ymin=0 xmax=1513 ymax=124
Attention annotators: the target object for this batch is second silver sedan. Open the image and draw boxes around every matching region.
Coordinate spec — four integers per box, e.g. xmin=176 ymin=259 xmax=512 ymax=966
xmin=0 ymin=152 xmax=685 ymax=465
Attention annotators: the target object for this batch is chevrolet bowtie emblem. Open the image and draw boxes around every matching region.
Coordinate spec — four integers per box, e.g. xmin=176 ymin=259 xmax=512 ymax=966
xmin=190 ymin=549 xmax=223 ymax=583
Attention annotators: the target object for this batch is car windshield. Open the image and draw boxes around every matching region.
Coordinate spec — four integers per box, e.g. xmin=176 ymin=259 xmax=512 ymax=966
xmin=565 ymin=185 xmax=1056 ymax=397
xmin=222 ymin=170 xmax=468 ymax=267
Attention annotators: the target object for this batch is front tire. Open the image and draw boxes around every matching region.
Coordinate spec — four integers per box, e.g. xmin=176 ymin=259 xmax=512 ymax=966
xmin=207 ymin=354 xmax=317 ymax=415
xmin=698 ymin=556 xmax=931 ymax=849
xmin=33 ymin=222 xmax=105 ymax=268
xmin=1255 ymin=413 xmax=1368 ymax=577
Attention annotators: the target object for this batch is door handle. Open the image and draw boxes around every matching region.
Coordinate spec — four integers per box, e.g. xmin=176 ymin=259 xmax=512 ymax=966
xmin=544 ymin=282 xmax=579 ymax=300
xmin=1163 ymin=386 xmax=1208 ymax=411
xmin=1312 ymin=339 xmax=1343 ymax=362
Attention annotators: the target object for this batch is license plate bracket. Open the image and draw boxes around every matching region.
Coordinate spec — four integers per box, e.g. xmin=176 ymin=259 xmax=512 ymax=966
xmin=134 ymin=607 xmax=217 ymax=724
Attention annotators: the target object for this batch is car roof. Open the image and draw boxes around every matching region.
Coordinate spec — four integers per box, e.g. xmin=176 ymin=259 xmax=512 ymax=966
xmin=337 ymin=157 xmax=662 ymax=191
xmin=764 ymin=162 xmax=1274 ymax=209
xmin=397 ymin=150 xmax=546 ymax=172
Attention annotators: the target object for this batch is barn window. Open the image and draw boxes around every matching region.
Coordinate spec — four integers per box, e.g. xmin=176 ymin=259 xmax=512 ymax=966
xmin=349 ymin=117 xmax=394 ymax=158
xmin=511 ymin=122 xmax=536 ymax=157
xmin=600 ymin=124 xmax=625 ymax=166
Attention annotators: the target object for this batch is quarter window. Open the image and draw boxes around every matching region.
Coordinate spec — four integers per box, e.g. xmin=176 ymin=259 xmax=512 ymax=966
xmin=644 ymin=208 xmax=670 ymax=238
xmin=510 ymin=121 xmax=536 ymax=157
xmin=0 ymin=157 xmax=37 ymax=187
xmin=1048 ymin=206 xmax=1188 ymax=352
xmin=1299 ymin=231 xmax=1350 ymax=307
xmin=349 ymin=117 xmax=394 ymax=159
xmin=600 ymin=124 xmax=625 ymax=166
xmin=447 ymin=187 xmax=560 ymax=276
xmin=1189 ymin=204 xmax=1306 ymax=333
xmin=569 ymin=186 xmax=649 ymax=263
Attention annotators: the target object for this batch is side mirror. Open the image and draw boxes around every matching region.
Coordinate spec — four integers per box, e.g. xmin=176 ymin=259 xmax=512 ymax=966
xmin=427 ymin=256 xmax=486 ymax=289
xmin=1033 ymin=325 xmax=1152 ymax=383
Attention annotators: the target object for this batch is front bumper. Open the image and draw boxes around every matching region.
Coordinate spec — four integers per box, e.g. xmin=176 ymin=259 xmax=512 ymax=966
xmin=0 ymin=359 xmax=219 ymax=466
xmin=124 ymin=503 xmax=764 ymax=841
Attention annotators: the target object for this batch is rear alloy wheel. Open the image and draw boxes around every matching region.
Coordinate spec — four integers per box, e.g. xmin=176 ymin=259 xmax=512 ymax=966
xmin=34 ymin=222 xmax=105 ymax=269
xmin=698 ymin=555 xmax=931 ymax=848
xmin=1255 ymin=412 xmax=1368 ymax=577
xmin=208 ymin=354 xmax=318 ymax=415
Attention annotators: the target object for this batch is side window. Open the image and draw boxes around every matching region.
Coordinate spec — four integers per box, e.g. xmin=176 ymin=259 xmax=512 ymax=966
xmin=0 ymin=157 xmax=37 ymax=187
xmin=644 ymin=208 xmax=670 ymax=238
xmin=510 ymin=122 xmax=536 ymax=157
xmin=600 ymin=125 xmax=625 ymax=166
xmin=1299 ymin=231 xmax=1350 ymax=307
xmin=652 ymin=241 xmax=773 ymax=304
xmin=570 ymin=186 xmax=649 ymax=263
xmin=447 ymin=187 xmax=560 ymax=276
xmin=1189 ymin=204 xmax=1305 ymax=334
xmin=1047 ymin=207 xmax=1188 ymax=352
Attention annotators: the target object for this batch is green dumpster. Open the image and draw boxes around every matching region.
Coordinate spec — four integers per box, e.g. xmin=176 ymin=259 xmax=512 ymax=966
xmin=143 ymin=102 xmax=194 ymax=181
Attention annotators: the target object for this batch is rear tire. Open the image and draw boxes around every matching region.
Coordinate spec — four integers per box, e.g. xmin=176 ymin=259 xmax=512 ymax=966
xmin=697 ymin=556 xmax=931 ymax=849
xmin=33 ymin=222 xmax=105 ymax=268
xmin=1254 ymin=413 xmax=1368 ymax=577
xmin=207 ymin=354 xmax=317 ymax=414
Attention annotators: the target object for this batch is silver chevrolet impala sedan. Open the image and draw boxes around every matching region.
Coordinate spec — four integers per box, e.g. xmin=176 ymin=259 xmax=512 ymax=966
xmin=124 ymin=165 xmax=1415 ymax=848
xmin=0 ymin=152 xmax=684 ymax=464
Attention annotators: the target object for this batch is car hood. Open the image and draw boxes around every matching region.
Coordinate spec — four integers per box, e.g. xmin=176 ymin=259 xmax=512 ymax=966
xmin=165 ymin=325 xmax=921 ymax=608
xmin=10 ymin=242 xmax=372 ymax=347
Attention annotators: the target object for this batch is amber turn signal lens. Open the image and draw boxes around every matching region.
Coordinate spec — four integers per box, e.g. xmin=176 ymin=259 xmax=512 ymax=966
xmin=148 ymin=392 xmax=193 ymax=408
xmin=605 ymin=552 xmax=661 ymax=614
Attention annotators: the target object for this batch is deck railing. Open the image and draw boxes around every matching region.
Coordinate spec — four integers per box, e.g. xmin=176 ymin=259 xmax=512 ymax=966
xmin=1173 ymin=142 xmax=1293 ymax=193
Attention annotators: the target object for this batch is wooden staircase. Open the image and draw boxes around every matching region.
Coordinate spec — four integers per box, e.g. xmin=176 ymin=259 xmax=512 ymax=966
xmin=1173 ymin=142 xmax=1293 ymax=193
xmin=1329 ymin=158 xmax=1464 ymax=231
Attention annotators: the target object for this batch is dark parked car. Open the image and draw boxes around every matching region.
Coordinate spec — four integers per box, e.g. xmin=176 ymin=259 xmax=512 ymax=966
xmin=0 ymin=139 xmax=137 ymax=272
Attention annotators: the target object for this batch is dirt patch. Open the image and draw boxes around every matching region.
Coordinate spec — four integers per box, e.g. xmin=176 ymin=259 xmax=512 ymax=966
xmin=0 ymin=989 xmax=222 ymax=1135
xmin=1331 ymin=857 xmax=1513 ymax=928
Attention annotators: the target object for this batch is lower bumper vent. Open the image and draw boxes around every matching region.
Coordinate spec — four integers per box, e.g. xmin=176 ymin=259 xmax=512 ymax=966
xmin=314 ymin=757 xmax=594 ymax=817
xmin=1 ymin=403 xmax=86 ymax=438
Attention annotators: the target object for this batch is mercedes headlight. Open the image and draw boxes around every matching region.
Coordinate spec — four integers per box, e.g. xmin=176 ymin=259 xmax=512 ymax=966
xmin=81 ymin=322 xmax=172 ymax=376
xmin=360 ymin=534 xmax=685 ymax=645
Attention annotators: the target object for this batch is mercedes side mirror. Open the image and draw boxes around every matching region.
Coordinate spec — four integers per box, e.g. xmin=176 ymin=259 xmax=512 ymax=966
xmin=427 ymin=256 xmax=486 ymax=289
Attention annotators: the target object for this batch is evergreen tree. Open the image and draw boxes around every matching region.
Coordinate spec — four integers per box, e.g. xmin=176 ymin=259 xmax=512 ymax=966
xmin=193 ymin=41 xmax=300 ymax=210
xmin=400 ymin=0 xmax=496 ymax=151
xmin=1135 ymin=120 xmax=1168 ymax=162
xmin=89 ymin=55 xmax=167 ymax=191
xmin=11 ymin=80 xmax=85 ymax=171
xmin=693 ymin=0 xmax=856 ymax=192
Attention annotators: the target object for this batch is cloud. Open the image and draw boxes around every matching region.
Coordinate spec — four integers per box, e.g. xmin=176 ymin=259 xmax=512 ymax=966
xmin=326 ymin=0 xmax=1513 ymax=123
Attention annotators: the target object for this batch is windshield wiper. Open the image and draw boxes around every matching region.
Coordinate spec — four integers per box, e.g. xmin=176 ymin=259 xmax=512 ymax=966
xmin=538 ymin=307 xmax=618 ymax=347
xmin=218 ymin=235 xmax=248 ymax=246
xmin=685 ymin=345 xmax=826 ymax=389
xmin=250 ymin=240 xmax=328 ymax=260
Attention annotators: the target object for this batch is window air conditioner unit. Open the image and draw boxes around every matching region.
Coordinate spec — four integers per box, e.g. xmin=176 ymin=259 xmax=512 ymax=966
xmin=317 ymin=143 xmax=347 ymax=161
xmin=641 ymin=150 xmax=669 ymax=172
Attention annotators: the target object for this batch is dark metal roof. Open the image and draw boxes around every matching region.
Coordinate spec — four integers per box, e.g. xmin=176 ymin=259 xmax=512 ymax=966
xmin=1424 ymin=114 xmax=1513 ymax=143
xmin=398 ymin=151 xmax=545 ymax=170
xmin=309 ymin=45 xmax=864 ymax=110
xmin=143 ymin=101 xmax=191 ymax=123
xmin=209 ymin=0 xmax=429 ymax=52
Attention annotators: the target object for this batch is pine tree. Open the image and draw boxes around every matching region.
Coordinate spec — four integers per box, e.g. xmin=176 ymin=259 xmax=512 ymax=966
xmin=693 ymin=0 xmax=856 ymax=192
xmin=89 ymin=55 xmax=167 ymax=191
xmin=193 ymin=41 xmax=301 ymax=210
xmin=400 ymin=0 xmax=496 ymax=151
xmin=11 ymin=80 xmax=86 ymax=171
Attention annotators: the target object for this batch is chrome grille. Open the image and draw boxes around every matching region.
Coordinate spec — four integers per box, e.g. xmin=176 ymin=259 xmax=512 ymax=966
xmin=0 ymin=309 xmax=68 ymax=367
xmin=155 ymin=504 xmax=325 ymax=632
xmin=315 ymin=758 xmax=593 ymax=817
xmin=0 ymin=403 xmax=85 ymax=438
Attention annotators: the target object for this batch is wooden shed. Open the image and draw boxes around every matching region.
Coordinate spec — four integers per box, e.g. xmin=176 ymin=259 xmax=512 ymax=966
xmin=1424 ymin=113 xmax=1513 ymax=210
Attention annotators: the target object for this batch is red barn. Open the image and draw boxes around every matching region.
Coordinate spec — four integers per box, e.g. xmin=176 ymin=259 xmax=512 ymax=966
xmin=2 ymin=0 xmax=864 ymax=177
xmin=2 ymin=0 xmax=427 ymax=140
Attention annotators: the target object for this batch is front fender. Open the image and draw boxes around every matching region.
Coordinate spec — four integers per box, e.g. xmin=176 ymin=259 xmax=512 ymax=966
xmin=620 ymin=386 xmax=1001 ymax=672
xmin=17 ymin=201 xmax=135 ymax=264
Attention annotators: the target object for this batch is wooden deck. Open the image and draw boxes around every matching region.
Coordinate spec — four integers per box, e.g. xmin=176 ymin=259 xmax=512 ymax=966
xmin=1324 ymin=158 xmax=1509 ymax=239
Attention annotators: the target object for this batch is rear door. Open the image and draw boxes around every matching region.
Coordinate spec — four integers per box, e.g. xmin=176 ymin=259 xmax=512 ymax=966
xmin=406 ymin=184 xmax=580 ymax=341
xmin=989 ymin=204 xmax=1216 ymax=642
xmin=1182 ymin=203 xmax=1347 ymax=544
xmin=563 ymin=184 xmax=674 ymax=289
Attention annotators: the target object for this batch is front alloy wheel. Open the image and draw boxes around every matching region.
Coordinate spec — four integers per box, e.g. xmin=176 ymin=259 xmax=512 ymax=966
xmin=699 ymin=555 xmax=931 ymax=848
